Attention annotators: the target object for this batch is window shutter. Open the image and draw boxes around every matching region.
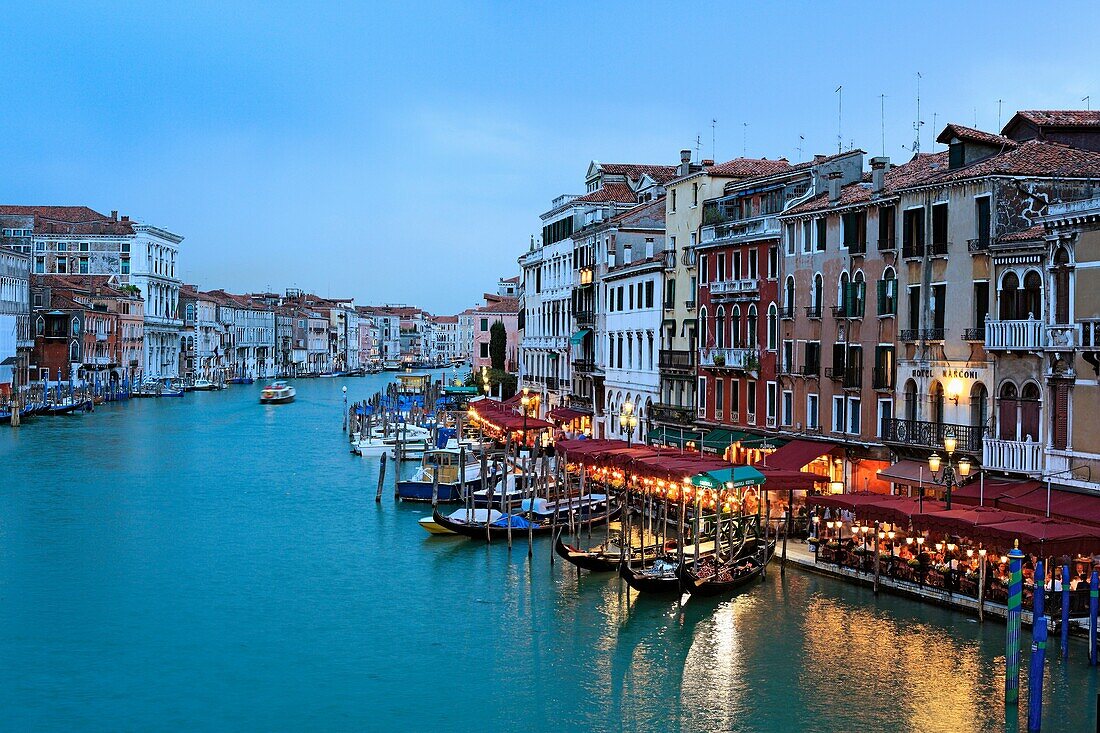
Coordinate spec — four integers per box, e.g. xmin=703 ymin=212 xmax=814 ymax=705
xmin=877 ymin=280 xmax=887 ymax=314
xmin=832 ymin=343 xmax=845 ymax=373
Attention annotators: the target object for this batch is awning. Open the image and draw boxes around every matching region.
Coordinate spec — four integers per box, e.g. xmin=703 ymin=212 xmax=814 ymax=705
xmin=569 ymin=329 xmax=591 ymax=345
xmin=856 ymin=495 xmax=947 ymax=526
xmin=548 ymin=407 xmax=589 ymax=422
xmin=691 ymin=465 xmax=766 ymax=489
xmin=977 ymin=518 xmax=1100 ymax=557
xmin=757 ymin=439 xmax=836 ymax=471
xmin=996 ymin=484 xmax=1100 ymax=528
xmin=442 ymin=385 xmax=479 ymax=395
xmin=647 ymin=426 xmax=704 ymax=448
xmin=877 ymin=460 xmax=934 ymax=485
xmin=755 ymin=466 xmax=829 ymax=491
xmin=951 ymin=478 xmax=1042 ymax=507
xmin=740 ymin=436 xmax=789 ymax=449
xmin=700 ymin=429 xmax=752 ymax=455
xmin=807 ymin=491 xmax=894 ymax=513
xmin=911 ymin=506 xmax=1031 ymax=538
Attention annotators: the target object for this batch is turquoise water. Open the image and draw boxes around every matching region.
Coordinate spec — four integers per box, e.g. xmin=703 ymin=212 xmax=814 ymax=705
xmin=1 ymin=374 xmax=1096 ymax=732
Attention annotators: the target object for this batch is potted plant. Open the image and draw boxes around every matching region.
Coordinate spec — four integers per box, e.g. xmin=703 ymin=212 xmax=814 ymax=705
xmin=712 ymin=352 xmax=726 ymax=367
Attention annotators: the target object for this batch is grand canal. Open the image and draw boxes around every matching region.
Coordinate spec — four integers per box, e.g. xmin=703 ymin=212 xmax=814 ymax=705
xmin=1 ymin=373 xmax=1096 ymax=732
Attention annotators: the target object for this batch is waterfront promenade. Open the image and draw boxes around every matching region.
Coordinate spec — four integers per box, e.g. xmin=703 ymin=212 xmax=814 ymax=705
xmin=1 ymin=375 xmax=1096 ymax=732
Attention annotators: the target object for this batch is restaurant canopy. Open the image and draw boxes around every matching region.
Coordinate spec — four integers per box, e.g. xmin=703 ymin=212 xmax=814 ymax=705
xmin=754 ymin=466 xmax=828 ymax=491
xmin=700 ymin=429 xmax=752 ymax=455
xmin=911 ymin=506 xmax=1033 ymax=540
xmin=807 ymin=491 xmax=893 ymax=513
xmin=759 ymin=439 xmax=836 ymax=471
xmin=949 ymin=477 xmax=1040 ymax=507
xmin=877 ymin=460 xmax=935 ymax=485
xmin=469 ymin=398 xmax=552 ymax=432
xmin=854 ymin=495 xmax=947 ymax=526
xmin=547 ymin=407 xmax=589 ymax=422
xmin=647 ymin=426 xmax=704 ymax=449
xmin=995 ymin=484 xmax=1100 ymax=528
xmin=569 ymin=329 xmax=591 ymax=345
xmin=978 ymin=518 xmax=1100 ymax=557
xmin=739 ymin=436 xmax=789 ymax=449
xmin=690 ymin=465 xmax=766 ymax=489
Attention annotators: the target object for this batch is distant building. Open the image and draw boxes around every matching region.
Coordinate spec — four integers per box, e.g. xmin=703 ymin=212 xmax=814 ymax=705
xmin=472 ymin=294 xmax=520 ymax=371
xmin=0 ymin=244 xmax=31 ymax=395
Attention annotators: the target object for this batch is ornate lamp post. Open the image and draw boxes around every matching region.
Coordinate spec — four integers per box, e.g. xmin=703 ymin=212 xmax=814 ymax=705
xmin=619 ymin=400 xmax=639 ymax=447
xmin=520 ymin=387 xmax=531 ymax=444
xmin=927 ymin=428 xmax=972 ymax=510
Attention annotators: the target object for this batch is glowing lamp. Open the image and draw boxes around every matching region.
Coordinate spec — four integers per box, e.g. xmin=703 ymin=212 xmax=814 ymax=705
xmin=958 ymin=457 xmax=972 ymax=477
xmin=928 ymin=452 xmax=942 ymax=473
xmin=946 ymin=377 xmax=963 ymax=405
xmin=978 ymin=548 xmax=987 ymax=557
xmin=887 ymin=531 xmax=896 ymax=540
xmin=943 ymin=432 xmax=957 ymax=455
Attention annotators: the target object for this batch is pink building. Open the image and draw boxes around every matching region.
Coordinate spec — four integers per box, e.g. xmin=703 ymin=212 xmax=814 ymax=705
xmin=472 ymin=295 xmax=519 ymax=371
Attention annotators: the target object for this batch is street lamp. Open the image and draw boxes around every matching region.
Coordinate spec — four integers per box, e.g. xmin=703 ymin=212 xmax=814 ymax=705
xmin=619 ymin=399 xmax=639 ymax=447
xmin=927 ymin=427 xmax=972 ymax=509
xmin=520 ymin=387 xmax=531 ymax=444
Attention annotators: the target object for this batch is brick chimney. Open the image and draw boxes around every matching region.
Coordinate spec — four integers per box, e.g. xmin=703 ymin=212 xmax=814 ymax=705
xmin=679 ymin=148 xmax=692 ymax=177
xmin=828 ymin=171 xmax=843 ymax=203
xmin=870 ymin=157 xmax=890 ymax=194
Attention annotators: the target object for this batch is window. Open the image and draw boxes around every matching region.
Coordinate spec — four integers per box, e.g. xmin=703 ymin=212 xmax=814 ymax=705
xmin=748 ymin=249 xmax=758 ymax=280
xmin=931 ymin=203 xmax=949 ymax=249
xmin=715 ymin=378 xmax=724 ymax=419
xmin=730 ymin=378 xmax=740 ymax=417
xmin=79 ymin=242 xmax=89 ymax=252
xmin=121 ymin=242 xmax=130 ymax=254
xmin=120 ymin=258 xmax=130 ymax=275
xmin=802 ymin=221 xmax=812 ymax=254
xmin=805 ymin=341 xmax=821 ymax=372
xmin=628 ymin=285 xmax=634 ymax=310
xmin=903 ymin=207 xmax=925 ymax=256
xmin=785 ymin=224 xmax=796 ymax=255
xmin=784 ymin=276 xmax=795 ymax=312
xmin=766 ymin=382 xmax=777 ymax=427
xmin=692 ymin=182 xmax=699 ymax=206
xmin=645 ymin=280 xmax=654 ymax=308
xmin=877 ymin=268 xmax=897 ymax=316
xmin=807 ymin=394 xmax=819 ymax=429
xmin=877 ymin=399 xmax=892 ymax=438
xmin=479 ymin=342 xmax=489 ymax=358
xmin=908 ymin=285 xmax=921 ymax=330
xmin=716 ymin=253 xmax=726 ymax=281
xmin=79 ymin=257 xmax=89 ymax=274
xmin=746 ymin=380 xmax=756 ymax=423
xmin=931 ymin=283 xmax=946 ymax=331
xmin=34 ymin=257 xmax=44 ymax=274
xmin=35 ymin=315 xmax=44 ymax=336
xmin=782 ymin=339 xmax=794 ymax=374
xmin=782 ymin=390 xmax=793 ymax=426
xmin=815 ymin=218 xmax=827 ymax=252
xmin=697 ymin=376 xmax=706 ymax=412
xmin=480 ymin=318 xmax=488 ymax=331
xmin=671 ymin=189 xmax=677 ymax=213
xmin=974 ymin=281 xmax=989 ymax=331
xmin=58 ymin=242 xmax=68 ymax=252
xmin=768 ymin=245 xmax=778 ymax=278
xmin=976 ymin=196 xmax=991 ymax=249
xmin=56 ymin=258 xmax=67 ymax=274
xmin=847 ymin=397 xmax=861 ymax=434
xmin=766 ymin=304 xmax=778 ymax=351
xmin=878 ymin=205 xmax=896 ymax=250
xmin=841 ymin=210 xmax=867 ymax=252
xmin=617 ymin=286 xmax=624 ymax=311
xmin=832 ymin=395 xmax=845 ymax=432
xmin=949 ymin=142 xmax=965 ymax=169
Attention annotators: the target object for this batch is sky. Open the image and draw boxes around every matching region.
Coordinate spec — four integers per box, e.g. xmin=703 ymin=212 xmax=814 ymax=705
xmin=3 ymin=1 xmax=1098 ymax=314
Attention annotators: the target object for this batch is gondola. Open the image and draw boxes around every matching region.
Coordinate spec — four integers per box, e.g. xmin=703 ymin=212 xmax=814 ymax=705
xmin=431 ymin=501 xmax=620 ymax=542
xmin=44 ymin=398 xmax=92 ymax=415
xmin=618 ymin=554 xmax=684 ymax=594
xmin=554 ymin=534 xmax=665 ymax=573
xmin=677 ymin=538 xmax=775 ymax=598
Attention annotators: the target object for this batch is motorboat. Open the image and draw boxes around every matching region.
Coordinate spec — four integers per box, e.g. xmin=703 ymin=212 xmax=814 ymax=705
xmin=260 ymin=381 xmax=296 ymax=404
xmin=191 ymin=378 xmax=222 ymax=391
xmin=397 ymin=449 xmax=497 ymax=502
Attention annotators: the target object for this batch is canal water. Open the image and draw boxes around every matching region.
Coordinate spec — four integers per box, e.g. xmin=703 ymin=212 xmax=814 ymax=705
xmin=1 ymin=373 xmax=1096 ymax=732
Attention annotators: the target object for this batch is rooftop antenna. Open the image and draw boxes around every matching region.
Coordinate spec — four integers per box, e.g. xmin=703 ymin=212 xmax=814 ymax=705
xmin=879 ymin=93 xmax=887 ymax=155
xmin=711 ymin=118 xmax=718 ymax=160
xmin=931 ymin=112 xmax=938 ymax=150
xmin=997 ymin=99 xmax=1004 ymax=129
xmin=913 ymin=72 xmax=923 ymax=154
xmin=1084 ymin=96 xmax=1092 ymax=111
xmin=797 ymin=135 xmax=804 ymax=161
xmin=742 ymin=122 xmax=748 ymax=156
xmin=835 ymin=85 xmax=843 ymax=153
xmin=695 ymin=134 xmax=702 ymax=162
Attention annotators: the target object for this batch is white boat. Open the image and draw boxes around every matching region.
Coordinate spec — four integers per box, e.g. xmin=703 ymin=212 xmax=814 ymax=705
xmin=192 ymin=378 xmax=222 ymax=391
xmin=419 ymin=508 xmax=503 ymax=535
xmin=260 ymin=381 xmax=296 ymax=404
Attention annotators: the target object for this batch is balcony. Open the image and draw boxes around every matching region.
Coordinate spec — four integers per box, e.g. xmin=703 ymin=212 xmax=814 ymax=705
xmin=843 ymin=367 xmax=862 ymax=389
xmin=800 ymin=363 xmax=820 ymax=378
xmin=565 ymin=395 xmax=594 ymax=414
xmin=663 ymin=250 xmax=677 ymax=271
xmin=876 ymin=236 xmax=897 ymax=252
xmin=825 ymin=366 xmax=843 ymax=381
xmin=805 ymin=305 xmax=822 ymax=319
xmin=899 ymin=328 xmax=945 ymax=342
xmin=882 ymin=418 xmax=987 ymax=454
xmin=701 ymin=216 xmax=780 ymax=244
xmin=872 ymin=367 xmax=895 ymax=390
xmin=962 ymin=326 xmax=985 ymax=342
xmin=1046 ymin=323 xmax=1082 ymax=351
xmin=984 ymin=320 xmax=1043 ymax=351
xmin=709 ymin=278 xmax=760 ymax=299
xmin=779 ymin=305 xmax=795 ymax=320
xmin=983 ymin=438 xmax=1043 ymax=475
xmin=575 ymin=310 xmax=595 ymax=328
xmin=928 ymin=241 xmax=950 ymax=257
xmin=967 ymin=237 xmax=990 ymax=253
xmin=659 ymin=349 xmax=696 ymax=374
xmin=572 ymin=358 xmax=595 ymax=373
xmin=651 ymin=402 xmax=695 ymax=427
xmin=902 ymin=242 xmax=924 ymax=260
xmin=699 ymin=347 xmax=760 ymax=372
xmin=831 ymin=304 xmax=864 ymax=320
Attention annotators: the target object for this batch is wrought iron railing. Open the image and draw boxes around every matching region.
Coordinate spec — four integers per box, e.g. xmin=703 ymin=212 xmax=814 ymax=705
xmin=658 ymin=349 xmax=696 ymax=372
xmin=883 ymin=418 xmax=988 ymax=453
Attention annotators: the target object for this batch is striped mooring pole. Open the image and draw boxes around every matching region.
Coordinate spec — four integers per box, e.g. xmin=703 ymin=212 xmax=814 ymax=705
xmin=1089 ymin=570 xmax=1098 ymax=667
xmin=1061 ymin=564 xmax=1071 ymax=660
xmin=1027 ymin=615 xmax=1048 ymax=733
xmin=1006 ymin=543 xmax=1025 ymax=706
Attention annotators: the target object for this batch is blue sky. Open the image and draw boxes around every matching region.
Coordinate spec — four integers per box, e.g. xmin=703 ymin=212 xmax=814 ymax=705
xmin=3 ymin=1 xmax=1098 ymax=313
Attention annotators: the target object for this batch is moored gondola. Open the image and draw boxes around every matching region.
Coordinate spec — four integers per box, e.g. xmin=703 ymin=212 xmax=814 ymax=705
xmin=431 ymin=500 xmax=620 ymax=542
xmin=618 ymin=554 xmax=683 ymax=594
xmin=555 ymin=533 xmax=665 ymax=573
xmin=677 ymin=538 xmax=775 ymax=598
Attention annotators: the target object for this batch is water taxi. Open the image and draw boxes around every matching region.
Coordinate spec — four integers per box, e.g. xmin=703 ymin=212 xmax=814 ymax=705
xmin=260 ymin=381 xmax=296 ymax=404
xmin=397 ymin=448 xmax=496 ymax=502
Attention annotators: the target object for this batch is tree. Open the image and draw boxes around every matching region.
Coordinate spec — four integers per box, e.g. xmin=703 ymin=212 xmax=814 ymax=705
xmin=489 ymin=320 xmax=506 ymax=371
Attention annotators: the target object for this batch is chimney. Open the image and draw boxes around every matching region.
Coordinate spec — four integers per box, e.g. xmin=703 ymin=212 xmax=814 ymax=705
xmin=701 ymin=159 xmax=714 ymax=166
xmin=814 ymin=154 xmax=827 ymax=163
xmin=828 ymin=171 xmax=842 ymax=203
xmin=110 ymin=210 xmax=118 ymax=221
xmin=121 ymin=215 xmax=129 ymax=222
xmin=679 ymin=148 xmax=692 ymax=176
xmin=870 ymin=157 xmax=890 ymax=194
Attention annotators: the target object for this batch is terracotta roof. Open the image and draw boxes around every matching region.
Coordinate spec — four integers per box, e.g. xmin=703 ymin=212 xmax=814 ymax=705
xmin=573 ymin=183 xmax=638 ymax=204
xmin=608 ymin=196 xmax=666 ymax=224
xmin=434 ymin=315 xmax=458 ymax=323
xmin=783 ymin=152 xmax=950 ymax=216
xmin=936 ymin=123 xmax=1017 ymax=149
xmin=998 ymin=225 xmax=1046 ymax=243
xmin=476 ymin=297 xmax=519 ymax=314
xmin=704 ymin=157 xmax=791 ymax=178
xmin=923 ymin=139 xmax=1100 ymax=184
xmin=787 ymin=150 xmax=866 ymax=172
xmin=501 ymin=275 xmax=519 ymax=283
xmin=0 ymin=205 xmax=134 ymax=235
xmin=595 ymin=164 xmax=678 ymax=183
xmin=1009 ymin=110 xmax=1100 ymax=129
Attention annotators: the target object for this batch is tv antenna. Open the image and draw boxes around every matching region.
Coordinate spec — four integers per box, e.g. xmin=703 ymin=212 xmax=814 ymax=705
xmin=997 ymin=99 xmax=1004 ymax=129
xmin=695 ymin=135 xmax=702 ymax=162
xmin=913 ymin=72 xmax=923 ymax=154
xmin=879 ymin=93 xmax=887 ymax=155
xmin=797 ymin=135 xmax=805 ymax=161
xmin=835 ymin=85 xmax=843 ymax=153
xmin=711 ymin=118 xmax=717 ymax=160
xmin=1084 ymin=96 xmax=1092 ymax=111
xmin=742 ymin=122 xmax=748 ymax=156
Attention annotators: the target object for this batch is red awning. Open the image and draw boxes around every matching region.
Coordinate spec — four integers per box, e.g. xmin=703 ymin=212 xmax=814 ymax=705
xmin=911 ymin=506 xmax=1033 ymax=540
xmin=995 ymin=485 xmax=1100 ymax=528
xmin=502 ymin=392 xmax=524 ymax=406
xmin=758 ymin=439 xmax=837 ymax=471
xmin=951 ymin=478 xmax=1042 ymax=507
xmin=756 ymin=466 xmax=828 ymax=491
xmin=807 ymin=491 xmax=893 ymax=513
xmin=856 ymin=495 xmax=947 ymax=526
xmin=978 ymin=518 xmax=1100 ymax=557
xmin=548 ymin=407 xmax=589 ymax=422
xmin=877 ymin=460 xmax=933 ymax=485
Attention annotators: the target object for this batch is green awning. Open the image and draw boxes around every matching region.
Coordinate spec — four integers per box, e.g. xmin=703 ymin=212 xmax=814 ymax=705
xmin=569 ymin=329 xmax=591 ymax=345
xmin=701 ymin=429 xmax=753 ymax=455
xmin=739 ymin=436 xmax=789 ymax=449
xmin=647 ymin=426 xmax=704 ymax=448
xmin=690 ymin=465 xmax=766 ymax=490
xmin=442 ymin=385 xmax=479 ymax=395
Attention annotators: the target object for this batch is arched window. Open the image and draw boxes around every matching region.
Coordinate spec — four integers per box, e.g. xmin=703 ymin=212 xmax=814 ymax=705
xmin=970 ymin=382 xmax=988 ymax=431
xmin=1021 ymin=382 xmax=1041 ymax=442
xmin=838 ymin=271 xmax=850 ymax=310
xmin=699 ymin=306 xmax=709 ymax=346
xmin=812 ymin=273 xmax=823 ymax=315
xmin=930 ymin=381 xmax=945 ymax=426
xmin=35 ymin=316 xmax=44 ymax=336
xmin=1053 ymin=247 xmax=1071 ymax=325
xmin=999 ymin=272 xmax=1020 ymax=320
xmin=784 ymin=276 xmax=795 ymax=312
xmin=1022 ymin=270 xmax=1042 ymax=320
xmin=715 ymin=306 xmax=726 ymax=349
xmin=747 ymin=304 xmax=758 ymax=347
xmin=69 ymin=340 xmax=79 ymax=363
xmin=998 ymin=382 xmax=1019 ymax=440
xmin=904 ymin=379 xmax=918 ymax=422
xmin=71 ymin=317 xmax=80 ymax=335
xmin=852 ymin=270 xmax=866 ymax=316
xmin=731 ymin=305 xmax=741 ymax=348
xmin=766 ymin=303 xmax=778 ymax=351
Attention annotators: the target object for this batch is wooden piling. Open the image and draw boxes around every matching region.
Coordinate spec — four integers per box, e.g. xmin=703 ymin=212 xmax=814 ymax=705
xmin=375 ymin=453 xmax=387 ymax=503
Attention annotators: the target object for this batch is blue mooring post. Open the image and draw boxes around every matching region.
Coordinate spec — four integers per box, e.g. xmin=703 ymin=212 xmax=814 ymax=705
xmin=1006 ymin=544 xmax=1025 ymax=705
xmin=1027 ymin=615 xmax=1048 ymax=733
xmin=1034 ymin=561 xmax=1045 ymax=619
xmin=1089 ymin=570 xmax=1098 ymax=667
xmin=1061 ymin=564 xmax=1071 ymax=660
